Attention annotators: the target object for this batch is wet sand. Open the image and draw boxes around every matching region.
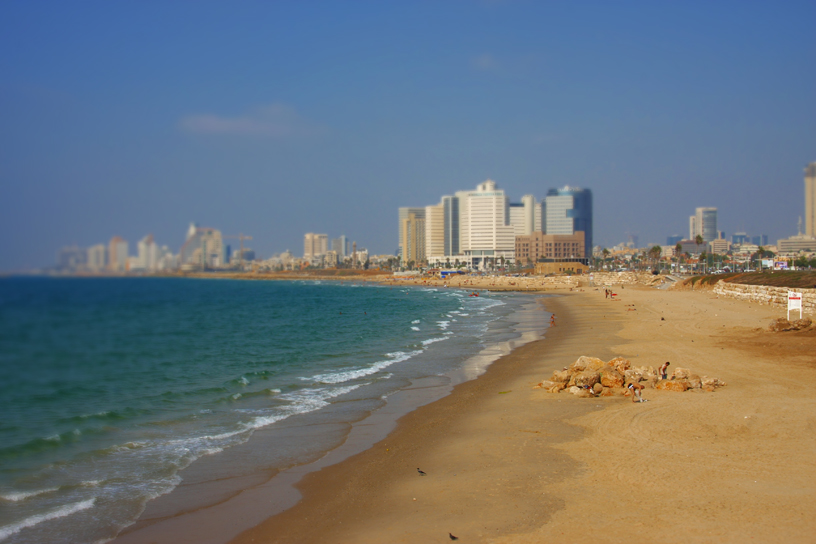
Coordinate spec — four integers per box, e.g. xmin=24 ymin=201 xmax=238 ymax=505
xmin=232 ymin=286 xmax=816 ymax=543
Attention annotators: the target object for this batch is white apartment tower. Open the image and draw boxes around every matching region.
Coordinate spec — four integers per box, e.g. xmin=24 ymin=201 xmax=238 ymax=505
xmin=424 ymin=203 xmax=445 ymax=266
xmin=303 ymin=233 xmax=329 ymax=262
xmin=689 ymin=207 xmax=717 ymax=242
xmin=456 ymin=180 xmax=516 ymax=265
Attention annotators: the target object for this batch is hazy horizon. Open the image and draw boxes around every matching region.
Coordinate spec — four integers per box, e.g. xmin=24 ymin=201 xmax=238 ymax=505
xmin=1 ymin=1 xmax=814 ymax=270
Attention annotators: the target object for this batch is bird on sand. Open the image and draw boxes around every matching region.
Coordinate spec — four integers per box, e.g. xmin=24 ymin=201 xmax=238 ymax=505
xmin=417 ymin=468 xmax=427 ymax=476
xmin=449 ymin=533 xmax=458 ymax=540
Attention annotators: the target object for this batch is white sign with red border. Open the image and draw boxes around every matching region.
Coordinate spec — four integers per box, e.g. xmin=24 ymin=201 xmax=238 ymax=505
xmin=787 ymin=291 xmax=802 ymax=320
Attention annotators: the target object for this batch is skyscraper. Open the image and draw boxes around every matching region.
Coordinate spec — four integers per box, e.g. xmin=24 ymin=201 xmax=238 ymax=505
xmin=108 ymin=236 xmax=128 ymax=272
xmin=424 ymin=203 xmax=445 ymax=265
xmin=694 ymin=207 xmax=718 ymax=243
xmin=544 ymin=186 xmax=593 ymax=257
xmin=331 ymin=235 xmax=349 ymax=259
xmin=806 ymin=162 xmax=816 ymax=237
xmin=398 ymin=207 xmax=425 ymax=262
xmin=442 ymin=195 xmax=460 ymax=257
xmin=399 ymin=208 xmax=425 ymax=264
xmin=303 ymin=233 xmax=328 ymax=261
xmin=456 ymin=180 xmax=516 ymax=266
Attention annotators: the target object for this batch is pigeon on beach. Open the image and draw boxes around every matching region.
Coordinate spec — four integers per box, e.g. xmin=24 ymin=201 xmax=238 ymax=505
xmin=417 ymin=468 xmax=427 ymax=476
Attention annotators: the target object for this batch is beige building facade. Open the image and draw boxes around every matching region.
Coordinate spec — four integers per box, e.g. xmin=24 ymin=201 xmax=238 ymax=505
xmin=515 ymin=231 xmax=585 ymax=264
xmin=806 ymin=162 xmax=816 ymax=237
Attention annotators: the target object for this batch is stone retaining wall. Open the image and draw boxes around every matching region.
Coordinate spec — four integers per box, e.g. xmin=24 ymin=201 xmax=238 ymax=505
xmin=713 ymin=282 xmax=815 ymax=315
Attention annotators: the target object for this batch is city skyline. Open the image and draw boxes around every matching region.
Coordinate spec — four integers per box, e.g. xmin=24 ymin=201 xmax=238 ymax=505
xmin=1 ymin=2 xmax=814 ymax=271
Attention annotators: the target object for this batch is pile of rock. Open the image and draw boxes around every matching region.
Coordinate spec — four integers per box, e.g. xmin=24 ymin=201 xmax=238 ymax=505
xmin=768 ymin=317 xmax=813 ymax=332
xmin=535 ymin=355 xmax=726 ymax=398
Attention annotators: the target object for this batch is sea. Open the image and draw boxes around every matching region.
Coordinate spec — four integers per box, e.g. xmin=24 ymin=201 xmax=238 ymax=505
xmin=0 ymin=277 xmax=549 ymax=543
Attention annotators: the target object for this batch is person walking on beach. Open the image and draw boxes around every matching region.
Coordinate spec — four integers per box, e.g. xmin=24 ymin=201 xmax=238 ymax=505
xmin=659 ymin=361 xmax=670 ymax=380
xmin=550 ymin=314 xmax=556 ymax=326
xmin=628 ymin=382 xmax=646 ymax=403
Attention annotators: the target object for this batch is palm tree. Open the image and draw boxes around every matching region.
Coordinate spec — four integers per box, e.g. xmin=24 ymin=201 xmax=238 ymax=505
xmin=674 ymin=242 xmax=682 ymax=273
xmin=649 ymin=245 xmax=662 ymax=272
xmin=699 ymin=251 xmax=707 ymax=274
xmin=602 ymin=248 xmax=610 ymax=270
xmin=755 ymin=246 xmax=765 ymax=271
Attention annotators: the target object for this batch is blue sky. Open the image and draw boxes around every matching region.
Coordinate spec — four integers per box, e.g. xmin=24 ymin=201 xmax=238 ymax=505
xmin=1 ymin=1 xmax=814 ymax=269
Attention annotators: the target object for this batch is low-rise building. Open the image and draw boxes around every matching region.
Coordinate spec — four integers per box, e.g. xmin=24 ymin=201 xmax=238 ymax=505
xmin=515 ymin=232 xmax=585 ymax=265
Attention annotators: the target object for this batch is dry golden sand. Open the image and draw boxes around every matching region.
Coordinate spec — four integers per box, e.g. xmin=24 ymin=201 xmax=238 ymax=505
xmin=233 ymin=286 xmax=816 ymax=544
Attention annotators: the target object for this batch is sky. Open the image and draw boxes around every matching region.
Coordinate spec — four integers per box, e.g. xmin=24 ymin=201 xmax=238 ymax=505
xmin=1 ymin=0 xmax=814 ymax=270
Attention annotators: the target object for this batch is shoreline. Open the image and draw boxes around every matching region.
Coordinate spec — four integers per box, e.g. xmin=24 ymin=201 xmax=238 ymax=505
xmin=231 ymin=291 xmax=621 ymax=543
xmin=234 ymin=286 xmax=815 ymax=543
xmin=111 ymin=290 xmax=551 ymax=544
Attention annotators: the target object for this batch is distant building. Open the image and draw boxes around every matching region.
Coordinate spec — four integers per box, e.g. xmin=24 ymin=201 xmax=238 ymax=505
xmin=424 ymin=203 xmax=445 ymax=265
xmin=776 ymin=235 xmax=816 ymax=254
xmin=399 ymin=208 xmax=426 ymax=265
xmin=677 ymin=239 xmax=707 ymax=255
xmin=457 ymin=180 xmax=516 ymax=266
xmin=86 ymin=244 xmax=107 ymax=272
xmin=108 ymin=236 xmax=128 ymax=272
xmin=331 ymin=235 xmax=349 ymax=259
xmin=709 ymin=237 xmax=730 ymax=255
xmin=731 ymin=232 xmax=750 ymax=245
xmin=806 ymin=162 xmax=816 ymax=237
xmin=303 ymin=233 xmax=328 ymax=262
xmin=534 ymin=259 xmax=589 ymax=275
xmin=751 ymin=235 xmax=768 ymax=246
xmin=180 ymin=224 xmax=224 ymax=269
xmin=689 ymin=207 xmax=717 ymax=242
xmin=667 ymin=235 xmax=683 ymax=246
xmin=134 ymin=235 xmax=159 ymax=272
xmin=515 ymin=232 xmax=585 ymax=265
xmin=544 ymin=186 xmax=592 ymax=257
xmin=442 ymin=195 xmax=460 ymax=257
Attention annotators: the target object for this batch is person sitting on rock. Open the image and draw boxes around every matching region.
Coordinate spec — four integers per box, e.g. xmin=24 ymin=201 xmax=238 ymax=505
xmin=628 ymin=382 xmax=646 ymax=403
xmin=659 ymin=362 xmax=670 ymax=380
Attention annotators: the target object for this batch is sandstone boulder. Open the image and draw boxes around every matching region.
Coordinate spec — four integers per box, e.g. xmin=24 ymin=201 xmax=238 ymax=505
xmin=574 ymin=388 xmax=595 ymax=398
xmin=540 ymin=380 xmax=562 ymax=390
xmin=768 ymin=317 xmax=811 ymax=332
xmin=624 ymin=369 xmax=643 ymax=383
xmin=601 ymin=369 xmax=624 ymax=388
xmin=687 ymin=374 xmax=702 ymax=389
xmin=592 ymin=382 xmax=604 ymax=395
xmin=550 ymin=370 xmax=571 ymax=383
xmin=643 ymin=376 xmax=658 ymax=388
xmin=547 ymin=383 xmax=566 ymax=393
xmin=568 ymin=386 xmax=583 ymax=395
xmin=657 ymin=379 xmax=688 ymax=392
xmin=569 ymin=356 xmax=605 ymax=373
xmin=793 ymin=318 xmax=813 ymax=330
xmin=672 ymin=367 xmax=691 ymax=380
xmin=600 ymin=387 xmax=625 ymax=397
xmin=607 ymin=356 xmax=631 ymax=374
xmin=574 ymin=371 xmax=600 ymax=387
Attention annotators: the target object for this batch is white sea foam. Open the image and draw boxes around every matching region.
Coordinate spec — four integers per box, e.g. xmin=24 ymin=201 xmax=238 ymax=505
xmin=238 ymin=377 xmax=249 ymax=385
xmin=411 ymin=326 xmax=420 ymax=331
xmin=0 ymin=487 xmax=59 ymax=502
xmin=421 ymin=337 xmax=448 ymax=346
xmin=311 ymin=351 xmax=422 ymax=384
xmin=411 ymin=319 xmax=420 ymax=324
xmin=0 ymin=498 xmax=95 ymax=541
xmin=437 ymin=321 xmax=450 ymax=330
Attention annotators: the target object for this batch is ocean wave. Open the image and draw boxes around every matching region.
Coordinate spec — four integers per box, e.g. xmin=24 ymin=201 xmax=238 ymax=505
xmin=310 ymin=351 xmax=422 ymax=385
xmin=421 ymin=337 xmax=448 ymax=346
xmin=0 ymin=498 xmax=95 ymax=541
xmin=411 ymin=326 xmax=420 ymax=331
xmin=437 ymin=321 xmax=450 ymax=330
xmin=411 ymin=319 xmax=420 ymax=324
xmin=0 ymin=487 xmax=59 ymax=502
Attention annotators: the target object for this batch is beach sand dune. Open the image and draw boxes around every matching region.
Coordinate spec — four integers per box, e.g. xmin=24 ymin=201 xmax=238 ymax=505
xmin=232 ymin=287 xmax=815 ymax=544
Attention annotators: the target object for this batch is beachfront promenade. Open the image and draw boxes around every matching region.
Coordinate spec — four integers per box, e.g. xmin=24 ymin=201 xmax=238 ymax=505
xmin=230 ymin=282 xmax=815 ymax=543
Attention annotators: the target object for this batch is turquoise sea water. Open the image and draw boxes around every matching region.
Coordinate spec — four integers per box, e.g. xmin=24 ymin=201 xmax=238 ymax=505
xmin=0 ymin=278 xmax=546 ymax=543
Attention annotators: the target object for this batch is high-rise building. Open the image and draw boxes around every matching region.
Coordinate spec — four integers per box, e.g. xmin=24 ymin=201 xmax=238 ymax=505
xmin=87 ymin=244 xmax=107 ymax=272
xmin=667 ymin=235 xmax=683 ymax=246
xmin=399 ymin=208 xmax=426 ymax=264
xmin=398 ymin=207 xmax=425 ymax=261
xmin=180 ymin=224 xmax=224 ymax=269
xmin=806 ymin=162 xmax=816 ymax=237
xmin=108 ymin=236 xmax=128 ymax=272
xmin=456 ymin=180 xmax=516 ymax=266
xmin=331 ymin=235 xmax=349 ymax=259
xmin=751 ymin=235 xmax=768 ymax=246
xmin=424 ymin=203 xmax=445 ymax=265
xmin=689 ymin=207 xmax=717 ymax=242
xmin=442 ymin=196 xmax=460 ymax=257
xmin=544 ymin=186 xmax=593 ymax=258
xmin=135 ymin=234 xmax=159 ymax=272
xmin=303 ymin=233 xmax=328 ymax=261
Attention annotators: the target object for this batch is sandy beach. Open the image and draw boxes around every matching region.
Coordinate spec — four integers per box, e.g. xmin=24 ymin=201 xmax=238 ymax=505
xmin=232 ymin=285 xmax=815 ymax=543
